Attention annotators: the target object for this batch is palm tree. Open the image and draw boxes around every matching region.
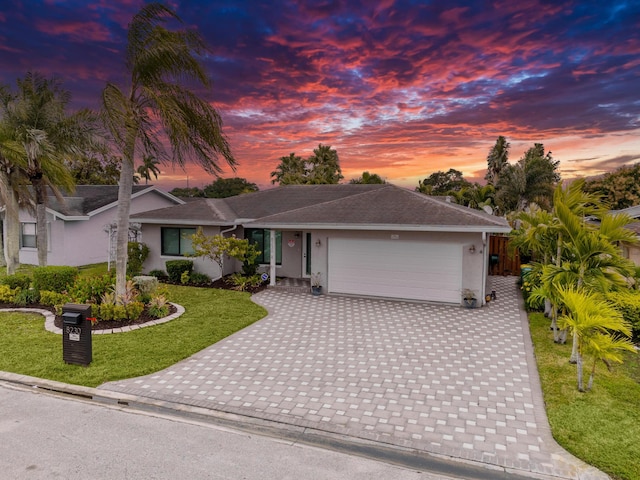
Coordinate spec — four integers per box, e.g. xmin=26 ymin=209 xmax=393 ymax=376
xmin=557 ymin=287 xmax=633 ymax=391
xmin=2 ymin=73 xmax=97 ymax=266
xmin=485 ymin=135 xmax=509 ymax=186
xmin=349 ymin=171 xmax=385 ymax=184
xmin=270 ymin=153 xmax=305 ymax=185
xmin=0 ymin=95 xmax=30 ymax=273
xmin=307 ymin=144 xmax=343 ymax=184
xmin=136 ymin=154 xmax=161 ymax=185
xmin=102 ymin=3 xmax=235 ymax=297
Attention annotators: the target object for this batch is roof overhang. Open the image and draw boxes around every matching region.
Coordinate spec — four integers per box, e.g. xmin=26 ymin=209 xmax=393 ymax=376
xmin=242 ymin=222 xmax=512 ymax=234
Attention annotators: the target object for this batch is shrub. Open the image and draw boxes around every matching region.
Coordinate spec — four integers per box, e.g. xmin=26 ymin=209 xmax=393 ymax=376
xmin=180 ymin=270 xmax=190 ymax=284
xmin=189 ymin=272 xmax=210 ymax=285
xmin=14 ymin=288 xmax=39 ymax=306
xmin=127 ymin=242 xmax=150 ymax=276
xmin=149 ymin=269 xmax=168 ymax=280
xmin=228 ymin=273 xmax=262 ymax=291
xmin=32 ymin=266 xmax=78 ymax=293
xmin=1 ymin=273 xmax=31 ymax=290
xmin=98 ymin=302 xmax=127 ymax=321
xmin=0 ymin=285 xmax=19 ymax=303
xmin=166 ymin=260 xmax=193 ymax=283
xmin=133 ymin=275 xmax=159 ymax=303
xmin=67 ymin=273 xmax=115 ymax=304
xmin=148 ymin=295 xmax=169 ymax=318
xmin=39 ymin=290 xmax=68 ymax=314
xmin=125 ymin=301 xmax=145 ymax=321
xmin=606 ymin=290 xmax=640 ymax=342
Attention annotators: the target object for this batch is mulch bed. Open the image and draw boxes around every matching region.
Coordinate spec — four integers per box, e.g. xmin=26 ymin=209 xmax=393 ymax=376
xmin=1 ymin=275 xmax=266 ymax=331
xmin=162 ymin=275 xmax=268 ymax=295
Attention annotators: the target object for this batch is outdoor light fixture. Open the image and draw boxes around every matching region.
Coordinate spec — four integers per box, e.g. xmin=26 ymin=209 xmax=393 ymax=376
xmin=315 ymin=239 xmax=321 ymax=247
xmin=469 ymin=245 xmax=476 ymax=254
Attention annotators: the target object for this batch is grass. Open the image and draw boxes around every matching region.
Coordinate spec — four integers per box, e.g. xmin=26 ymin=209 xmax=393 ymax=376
xmin=529 ymin=312 xmax=640 ymax=480
xmin=0 ymin=284 xmax=266 ymax=388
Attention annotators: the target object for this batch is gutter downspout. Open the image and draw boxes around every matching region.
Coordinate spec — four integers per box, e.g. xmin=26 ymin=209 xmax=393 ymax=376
xmin=481 ymin=231 xmax=487 ymax=306
xmin=216 ymin=223 xmax=239 ymax=281
xmin=269 ymin=229 xmax=276 ymax=286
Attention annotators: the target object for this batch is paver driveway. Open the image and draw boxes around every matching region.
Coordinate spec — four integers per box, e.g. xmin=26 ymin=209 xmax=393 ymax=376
xmin=101 ymin=277 xmax=603 ymax=479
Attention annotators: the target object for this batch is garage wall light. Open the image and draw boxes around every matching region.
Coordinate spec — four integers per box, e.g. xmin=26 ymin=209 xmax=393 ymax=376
xmin=469 ymin=245 xmax=476 ymax=254
xmin=315 ymin=239 xmax=322 ymax=247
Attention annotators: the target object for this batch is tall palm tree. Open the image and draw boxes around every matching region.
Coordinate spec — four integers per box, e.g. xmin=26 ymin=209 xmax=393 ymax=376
xmin=485 ymin=135 xmax=509 ymax=186
xmin=270 ymin=153 xmax=304 ymax=185
xmin=3 ymin=73 xmax=97 ymax=266
xmin=102 ymin=3 xmax=235 ymax=297
xmin=307 ymin=144 xmax=343 ymax=184
xmin=136 ymin=154 xmax=161 ymax=184
xmin=0 ymin=94 xmax=31 ymax=273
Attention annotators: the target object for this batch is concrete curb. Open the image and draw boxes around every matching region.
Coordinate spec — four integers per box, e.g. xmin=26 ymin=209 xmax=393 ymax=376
xmin=0 ymin=370 xmax=563 ymax=480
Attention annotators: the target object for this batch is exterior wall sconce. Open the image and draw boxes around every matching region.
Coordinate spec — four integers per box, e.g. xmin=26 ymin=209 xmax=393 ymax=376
xmin=469 ymin=245 xmax=476 ymax=254
xmin=315 ymin=239 xmax=322 ymax=247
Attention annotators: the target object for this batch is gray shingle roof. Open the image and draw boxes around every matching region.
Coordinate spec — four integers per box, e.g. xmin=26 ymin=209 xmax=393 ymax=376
xmin=132 ymin=184 xmax=510 ymax=232
xmin=47 ymin=185 xmax=153 ymax=216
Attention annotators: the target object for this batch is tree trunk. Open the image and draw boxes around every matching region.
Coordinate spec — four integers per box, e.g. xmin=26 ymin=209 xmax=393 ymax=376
xmin=34 ymin=177 xmax=48 ymax=266
xmin=0 ymin=218 xmax=6 ymax=268
xmin=0 ymin=171 xmax=20 ymax=274
xmin=115 ymin=149 xmax=135 ymax=298
xmin=575 ymin=335 xmax=584 ymax=392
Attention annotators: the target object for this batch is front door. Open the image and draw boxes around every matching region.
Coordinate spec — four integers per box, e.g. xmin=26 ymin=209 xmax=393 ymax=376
xmin=302 ymin=232 xmax=312 ymax=278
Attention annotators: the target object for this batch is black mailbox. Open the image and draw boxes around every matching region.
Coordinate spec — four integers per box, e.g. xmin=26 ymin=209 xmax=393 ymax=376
xmin=62 ymin=312 xmax=82 ymax=325
xmin=62 ymin=303 xmax=92 ymax=366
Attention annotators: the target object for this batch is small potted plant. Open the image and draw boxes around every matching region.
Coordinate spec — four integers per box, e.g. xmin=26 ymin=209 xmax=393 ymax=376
xmin=462 ymin=288 xmax=477 ymax=308
xmin=311 ymin=272 xmax=322 ymax=296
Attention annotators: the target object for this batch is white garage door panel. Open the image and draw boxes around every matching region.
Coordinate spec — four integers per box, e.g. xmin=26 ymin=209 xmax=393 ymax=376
xmin=328 ymin=238 xmax=461 ymax=302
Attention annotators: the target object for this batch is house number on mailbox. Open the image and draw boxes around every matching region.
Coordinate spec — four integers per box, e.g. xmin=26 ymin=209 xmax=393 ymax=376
xmin=66 ymin=325 xmax=81 ymax=341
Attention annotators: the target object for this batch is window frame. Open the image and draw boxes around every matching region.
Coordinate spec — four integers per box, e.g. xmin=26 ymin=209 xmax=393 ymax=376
xmin=245 ymin=228 xmax=282 ymax=265
xmin=160 ymin=227 xmax=196 ymax=256
xmin=20 ymin=222 xmax=37 ymax=249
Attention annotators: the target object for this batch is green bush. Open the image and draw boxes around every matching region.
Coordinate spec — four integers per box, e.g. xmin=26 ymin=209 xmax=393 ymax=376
xmin=14 ymin=288 xmax=39 ymax=306
xmin=67 ymin=273 xmax=115 ymax=304
xmin=98 ymin=302 xmax=126 ymax=321
xmin=1 ymin=273 xmax=31 ymax=290
xmin=149 ymin=269 xmax=168 ymax=280
xmin=189 ymin=272 xmax=210 ymax=285
xmin=133 ymin=275 xmax=159 ymax=304
xmin=0 ymin=285 xmax=19 ymax=303
xmin=606 ymin=290 xmax=640 ymax=342
xmin=39 ymin=290 xmax=69 ymax=314
xmin=228 ymin=273 xmax=262 ymax=291
xmin=148 ymin=294 xmax=169 ymax=318
xmin=166 ymin=260 xmax=193 ymax=283
xmin=125 ymin=301 xmax=145 ymax=321
xmin=32 ymin=266 xmax=78 ymax=293
xmin=127 ymin=242 xmax=150 ymax=276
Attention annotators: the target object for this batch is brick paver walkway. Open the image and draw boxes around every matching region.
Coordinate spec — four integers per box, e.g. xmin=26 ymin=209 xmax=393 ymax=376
xmin=101 ymin=277 xmax=606 ymax=479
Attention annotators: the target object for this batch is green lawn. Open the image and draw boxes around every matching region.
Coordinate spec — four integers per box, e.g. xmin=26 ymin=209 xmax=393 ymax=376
xmin=0 ymin=284 xmax=266 ymax=387
xmin=529 ymin=312 xmax=640 ymax=480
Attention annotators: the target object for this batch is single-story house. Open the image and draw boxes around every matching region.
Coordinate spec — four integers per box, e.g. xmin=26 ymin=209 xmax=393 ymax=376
xmin=132 ymin=184 xmax=511 ymax=306
xmin=612 ymin=205 xmax=640 ymax=265
xmin=6 ymin=185 xmax=184 ymax=267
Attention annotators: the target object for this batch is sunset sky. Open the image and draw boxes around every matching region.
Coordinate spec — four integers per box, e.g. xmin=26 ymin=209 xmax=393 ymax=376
xmin=1 ymin=0 xmax=639 ymax=191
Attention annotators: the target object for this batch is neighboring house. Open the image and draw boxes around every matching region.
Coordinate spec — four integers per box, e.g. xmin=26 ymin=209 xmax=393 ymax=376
xmin=7 ymin=185 xmax=184 ymax=267
xmin=132 ymin=184 xmax=511 ymax=306
xmin=612 ymin=205 xmax=640 ymax=265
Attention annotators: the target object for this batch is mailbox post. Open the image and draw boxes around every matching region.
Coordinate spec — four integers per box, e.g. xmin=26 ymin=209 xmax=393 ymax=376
xmin=62 ymin=303 xmax=92 ymax=366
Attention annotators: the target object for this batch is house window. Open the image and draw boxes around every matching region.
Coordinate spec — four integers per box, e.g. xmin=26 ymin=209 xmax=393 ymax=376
xmin=20 ymin=222 xmax=37 ymax=248
xmin=161 ymin=227 xmax=196 ymax=256
xmin=246 ymin=229 xmax=282 ymax=264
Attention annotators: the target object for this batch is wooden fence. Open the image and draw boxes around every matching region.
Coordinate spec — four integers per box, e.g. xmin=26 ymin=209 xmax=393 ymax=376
xmin=488 ymin=235 xmax=521 ymax=276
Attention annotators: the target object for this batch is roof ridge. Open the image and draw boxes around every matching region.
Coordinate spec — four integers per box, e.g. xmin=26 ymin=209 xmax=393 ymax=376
xmin=406 ymin=189 xmax=508 ymax=227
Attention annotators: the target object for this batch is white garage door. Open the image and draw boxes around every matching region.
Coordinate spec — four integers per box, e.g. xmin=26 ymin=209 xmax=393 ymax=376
xmin=328 ymin=238 xmax=462 ymax=302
